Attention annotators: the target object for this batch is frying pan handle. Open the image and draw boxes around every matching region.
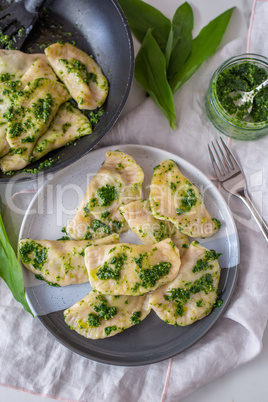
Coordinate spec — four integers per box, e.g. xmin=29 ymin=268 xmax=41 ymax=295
xmin=24 ymin=0 xmax=45 ymax=14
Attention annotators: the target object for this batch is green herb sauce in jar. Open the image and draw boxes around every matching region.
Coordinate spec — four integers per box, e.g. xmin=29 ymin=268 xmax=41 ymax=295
xmin=216 ymin=62 xmax=268 ymax=122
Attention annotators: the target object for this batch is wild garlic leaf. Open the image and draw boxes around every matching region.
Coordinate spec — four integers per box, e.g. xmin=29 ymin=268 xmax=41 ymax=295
xmin=166 ymin=2 xmax=193 ymax=80
xmin=117 ymin=0 xmax=171 ymax=52
xmin=135 ymin=29 xmax=177 ymax=129
xmin=0 ymin=212 xmax=32 ymax=315
xmin=169 ymin=7 xmax=235 ymax=93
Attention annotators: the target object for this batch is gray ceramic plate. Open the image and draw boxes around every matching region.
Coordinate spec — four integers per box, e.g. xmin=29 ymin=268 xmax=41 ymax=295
xmin=0 ymin=0 xmax=134 ymax=182
xmin=19 ymin=145 xmax=240 ymax=366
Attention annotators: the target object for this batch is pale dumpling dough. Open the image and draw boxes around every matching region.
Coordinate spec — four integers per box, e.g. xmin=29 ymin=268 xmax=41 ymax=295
xmin=45 ymin=42 xmax=108 ymax=110
xmin=0 ymin=78 xmax=70 ymax=172
xmin=120 ymin=199 xmax=189 ymax=256
xmin=32 ymin=102 xmax=92 ymax=161
xmin=20 ymin=58 xmax=57 ymax=87
xmin=66 ymin=150 xmax=144 ymax=239
xmin=85 ymin=238 xmax=181 ymax=296
xmin=0 ymin=49 xmax=47 ymax=81
xmin=149 ymin=241 xmax=221 ymax=326
xmin=64 ymin=290 xmax=151 ymax=339
xmin=149 ymin=160 xmax=221 ymax=238
xmin=19 ymin=234 xmax=119 ymax=286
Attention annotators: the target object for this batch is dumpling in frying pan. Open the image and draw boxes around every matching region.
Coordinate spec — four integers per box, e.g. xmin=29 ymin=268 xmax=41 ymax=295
xmin=0 ymin=49 xmax=47 ymax=80
xmin=45 ymin=42 xmax=108 ymax=110
xmin=0 ymin=78 xmax=70 ymax=172
xmin=32 ymin=102 xmax=92 ymax=161
xmin=20 ymin=58 xmax=57 ymax=87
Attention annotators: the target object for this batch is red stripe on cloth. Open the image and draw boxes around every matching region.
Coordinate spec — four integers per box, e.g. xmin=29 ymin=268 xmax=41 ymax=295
xmin=247 ymin=0 xmax=258 ymax=53
xmin=161 ymin=358 xmax=173 ymax=402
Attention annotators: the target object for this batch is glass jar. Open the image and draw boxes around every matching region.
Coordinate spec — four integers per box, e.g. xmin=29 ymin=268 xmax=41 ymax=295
xmin=205 ymin=53 xmax=268 ymax=140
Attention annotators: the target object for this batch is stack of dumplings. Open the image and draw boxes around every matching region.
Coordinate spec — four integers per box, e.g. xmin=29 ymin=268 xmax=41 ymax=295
xmin=0 ymin=43 xmax=108 ymax=173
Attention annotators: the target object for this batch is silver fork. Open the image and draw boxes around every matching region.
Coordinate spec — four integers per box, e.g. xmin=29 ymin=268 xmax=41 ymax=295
xmin=208 ymin=137 xmax=268 ymax=242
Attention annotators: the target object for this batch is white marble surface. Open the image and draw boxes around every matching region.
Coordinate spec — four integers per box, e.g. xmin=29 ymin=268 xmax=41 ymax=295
xmin=2 ymin=0 xmax=267 ymax=401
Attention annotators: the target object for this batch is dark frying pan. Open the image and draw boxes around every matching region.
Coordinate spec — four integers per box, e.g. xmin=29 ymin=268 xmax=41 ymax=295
xmin=0 ymin=0 xmax=134 ymax=182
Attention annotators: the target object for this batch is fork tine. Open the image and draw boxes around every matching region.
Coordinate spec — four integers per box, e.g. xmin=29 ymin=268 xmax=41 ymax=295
xmin=211 ymin=141 xmax=229 ymax=174
xmin=208 ymin=144 xmax=223 ymax=177
xmin=0 ymin=2 xmax=17 ymax=20
xmin=0 ymin=16 xmax=16 ymax=30
xmin=215 ymin=138 xmax=233 ymax=172
xmin=4 ymin=22 xmax=20 ymax=38
xmin=220 ymin=137 xmax=241 ymax=170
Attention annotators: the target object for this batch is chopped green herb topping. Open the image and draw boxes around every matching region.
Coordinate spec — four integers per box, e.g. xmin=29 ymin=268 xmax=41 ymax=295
xmin=138 ymin=262 xmax=172 ymax=289
xmin=59 ymin=58 xmax=97 ymax=86
xmin=88 ymin=313 xmax=101 ymax=327
xmin=192 ymin=250 xmax=222 ymax=273
xmin=19 ymin=240 xmax=48 ymax=271
xmin=176 ymin=188 xmax=197 ymax=215
xmin=32 ymin=93 xmax=53 ymax=123
xmin=105 ymin=325 xmax=118 ymax=336
xmin=112 ymin=220 xmax=124 ymax=231
xmin=97 ymin=184 xmax=118 ymax=206
xmin=96 ymin=252 xmax=127 ymax=281
xmin=130 ymin=311 xmax=142 ymax=325
xmin=34 ymin=274 xmax=60 ymax=287
xmin=101 ymin=211 xmax=110 ymax=220
xmin=94 ymin=299 xmax=117 ymax=320
xmin=153 ymin=222 xmax=168 ymax=242
xmin=62 ymin=122 xmax=71 ymax=133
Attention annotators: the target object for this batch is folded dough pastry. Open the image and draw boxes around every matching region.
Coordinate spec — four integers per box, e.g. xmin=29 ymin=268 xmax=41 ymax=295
xmin=64 ymin=290 xmax=151 ymax=339
xmin=120 ymin=199 xmax=189 ymax=256
xmin=45 ymin=42 xmax=108 ymax=110
xmin=149 ymin=160 xmax=221 ymax=238
xmin=0 ymin=78 xmax=70 ymax=172
xmin=20 ymin=58 xmax=57 ymax=88
xmin=85 ymin=238 xmax=181 ymax=296
xmin=149 ymin=241 xmax=221 ymax=326
xmin=0 ymin=49 xmax=46 ymax=81
xmin=32 ymin=102 xmax=92 ymax=161
xmin=19 ymin=234 xmax=119 ymax=286
xmin=66 ymin=150 xmax=144 ymax=239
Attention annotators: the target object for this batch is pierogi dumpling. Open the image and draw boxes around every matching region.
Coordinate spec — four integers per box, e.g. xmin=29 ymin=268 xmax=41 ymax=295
xmin=120 ymin=199 xmax=189 ymax=256
xmin=0 ymin=78 xmax=70 ymax=172
xmin=20 ymin=58 xmax=57 ymax=87
xmin=149 ymin=241 xmax=221 ymax=326
xmin=66 ymin=151 xmax=144 ymax=239
xmin=64 ymin=290 xmax=151 ymax=339
xmin=45 ymin=42 xmax=108 ymax=110
xmin=19 ymin=234 xmax=119 ymax=286
xmin=149 ymin=160 xmax=221 ymax=238
xmin=85 ymin=238 xmax=181 ymax=296
xmin=0 ymin=49 xmax=47 ymax=81
xmin=32 ymin=102 xmax=92 ymax=161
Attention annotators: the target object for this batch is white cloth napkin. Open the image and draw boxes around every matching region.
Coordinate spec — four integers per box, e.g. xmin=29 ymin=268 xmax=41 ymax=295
xmin=1 ymin=1 xmax=268 ymax=401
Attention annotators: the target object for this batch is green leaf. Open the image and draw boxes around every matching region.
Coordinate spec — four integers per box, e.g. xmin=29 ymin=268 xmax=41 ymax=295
xmin=166 ymin=2 xmax=193 ymax=79
xmin=0 ymin=212 xmax=32 ymax=315
xmin=169 ymin=7 xmax=235 ymax=93
xmin=135 ymin=29 xmax=177 ymax=129
xmin=117 ymin=0 xmax=171 ymax=52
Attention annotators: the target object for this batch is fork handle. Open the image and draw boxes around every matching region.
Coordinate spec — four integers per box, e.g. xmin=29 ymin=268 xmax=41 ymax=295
xmin=239 ymin=190 xmax=268 ymax=242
